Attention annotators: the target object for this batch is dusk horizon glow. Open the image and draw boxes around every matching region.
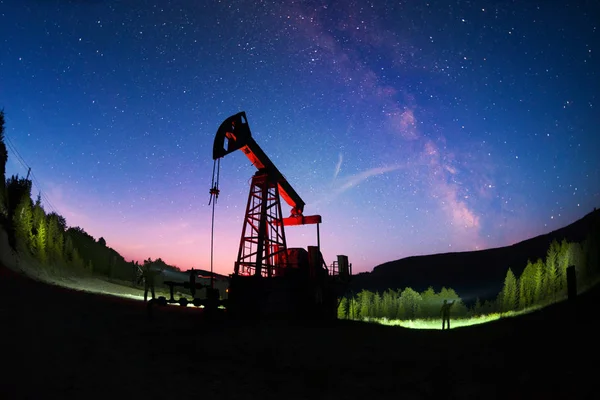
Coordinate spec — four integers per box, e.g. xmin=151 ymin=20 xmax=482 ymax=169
xmin=1 ymin=0 xmax=598 ymax=275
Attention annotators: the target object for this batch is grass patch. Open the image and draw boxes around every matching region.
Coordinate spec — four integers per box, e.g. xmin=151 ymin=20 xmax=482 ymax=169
xmin=361 ymin=304 xmax=546 ymax=330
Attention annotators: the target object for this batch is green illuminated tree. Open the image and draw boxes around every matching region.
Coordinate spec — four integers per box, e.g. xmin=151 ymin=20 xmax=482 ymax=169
xmin=532 ymin=258 xmax=545 ymax=304
xmin=46 ymin=213 xmax=67 ymax=256
xmin=356 ymin=290 xmax=374 ymax=320
xmin=34 ymin=218 xmax=47 ymax=263
xmin=338 ymin=296 xmax=351 ymax=319
xmin=519 ymin=260 xmax=536 ymax=309
xmin=372 ymin=291 xmax=383 ymax=318
xmin=419 ymin=286 xmax=439 ymax=319
xmin=13 ymin=193 xmax=33 ymax=251
xmin=501 ymin=268 xmax=518 ymax=312
xmin=398 ymin=287 xmax=422 ymax=320
xmin=381 ymin=289 xmax=397 ymax=319
xmin=31 ymin=194 xmax=47 ymax=261
xmin=544 ymin=240 xmax=559 ymax=301
xmin=397 ymin=302 xmax=407 ymax=320
xmin=32 ymin=194 xmax=44 ymax=228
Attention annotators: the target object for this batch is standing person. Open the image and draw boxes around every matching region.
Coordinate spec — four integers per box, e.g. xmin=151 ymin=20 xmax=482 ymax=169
xmin=142 ymin=264 xmax=157 ymax=302
xmin=189 ymin=268 xmax=196 ymax=299
xmin=440 ymin=299 xmax=455 ymax=330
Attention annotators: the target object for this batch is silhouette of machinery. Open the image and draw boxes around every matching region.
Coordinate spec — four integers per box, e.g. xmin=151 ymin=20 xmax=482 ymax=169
xmin=211 ymin=112 xmax=351 ymax=319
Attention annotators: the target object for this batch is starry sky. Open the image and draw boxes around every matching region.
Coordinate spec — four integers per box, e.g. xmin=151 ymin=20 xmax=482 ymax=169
xmin=1 ymin=0 xmax=598 ymax=275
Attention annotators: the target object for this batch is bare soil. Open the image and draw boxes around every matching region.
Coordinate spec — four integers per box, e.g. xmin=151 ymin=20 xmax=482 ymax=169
xmin=0 ymin=263 xmax=596 ymax=399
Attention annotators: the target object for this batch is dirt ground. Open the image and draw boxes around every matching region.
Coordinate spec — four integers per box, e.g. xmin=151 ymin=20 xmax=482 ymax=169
xmin=0 ymin=263 xmax=596 ymax=400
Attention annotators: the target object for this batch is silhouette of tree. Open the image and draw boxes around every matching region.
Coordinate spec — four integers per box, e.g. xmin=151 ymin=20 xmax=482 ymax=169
xmin=583 ymin=230 xmax=600 ymax=281
xmin=30 ymin=194 xmax=46 ymax=259
xmin=71 ymin=247 xmax=84 ymax=269
xmin=46 ymin=213 xmax=65 ymax=262
xmin=64 ymin=234 xmax=74 ymax=262
xmin=473 ymin=297 xmax=483 ymax=316
xmin=98 ymin=237 xmax=106 ymax=246
xmin=569 ymin=241 xmax=586 ymax=287
xmin=0 ymin=109 xmax=7 ymax=218
xmin=6 ymin=175 xmax=32 ymax=220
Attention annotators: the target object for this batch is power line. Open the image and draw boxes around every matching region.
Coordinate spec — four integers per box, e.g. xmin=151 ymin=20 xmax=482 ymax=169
xmin=4 ymin=136 xmax=30 ymax=173
xmin=4 ymin=134 xmax=61 ymax=215
xmin=4 ymin=135 xmax=31 ymax=172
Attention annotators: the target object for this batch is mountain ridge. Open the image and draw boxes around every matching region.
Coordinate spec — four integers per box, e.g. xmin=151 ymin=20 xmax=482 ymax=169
xmin=349 ymin=208 xmax=600 ymax=301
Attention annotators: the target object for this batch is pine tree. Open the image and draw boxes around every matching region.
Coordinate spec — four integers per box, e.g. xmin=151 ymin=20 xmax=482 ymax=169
xmin=72 ymin=247 xmax=84 ymax=269
xmin=381 ymin=289 xmax=397 ymax=319
xmin=32 ymin=193 xmax=45 ymax=227
xmin=532 ymin=258 xmax=545 ymax=304
xmin=6 ymin=175 xmax=32 ymax=220
xmin=338 ymin=297 xmax=350 ymax=319
xmin=64 ymin=234 xmax=74 ymax=262
xmin=372 ymin=292 xmax=383 ymax=318
xmin=55 ymin=230 xmax=65 ymax=261
xmin=545 ymin=240 xmax=559 ymax=301
xmin=35 ymin=218 xmax=47 ymax=263
xmin=501 ymin=268 xmax=518 ymax=312
xmin=13 ymin=194 xmax=33 ymax=251
xmin=46 ymin=213 xmax=65 ymax=261
xmin=519 ymin=260 xmax=536 ymax=309
xmin=557 ymin=239 xmax=571 ymax=296
xmin=518 ymin=277 xmax=527 ymax=310
xmin=357 ymin=290 xmax=373 ymax=320
xmin=473 ymin=297 xmax=483 ymax=316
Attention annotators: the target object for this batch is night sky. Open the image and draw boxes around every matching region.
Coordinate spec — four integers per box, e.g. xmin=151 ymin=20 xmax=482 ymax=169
xmin=1 ymin=0 xmax=598 ymax=275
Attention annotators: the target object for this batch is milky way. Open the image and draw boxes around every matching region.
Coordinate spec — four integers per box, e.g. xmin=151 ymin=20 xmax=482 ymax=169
xmin=1 ymin=0 xmax=598 ymax=274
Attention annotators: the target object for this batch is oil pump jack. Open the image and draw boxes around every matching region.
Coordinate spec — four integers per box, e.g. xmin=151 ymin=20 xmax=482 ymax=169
xmin=210 ymin=112 xmax=351 ymax=319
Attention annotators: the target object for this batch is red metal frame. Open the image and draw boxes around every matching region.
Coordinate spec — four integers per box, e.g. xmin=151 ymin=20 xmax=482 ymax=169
xmin=234 ymin=171 xmax=289 ymax=277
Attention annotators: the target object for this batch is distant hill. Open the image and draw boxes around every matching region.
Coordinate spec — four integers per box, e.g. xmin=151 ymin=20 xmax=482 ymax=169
xmin=349 ymin=209 xmax=600 ymax=301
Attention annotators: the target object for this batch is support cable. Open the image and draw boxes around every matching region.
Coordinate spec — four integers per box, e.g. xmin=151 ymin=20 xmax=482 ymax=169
xmin=208 ymin=159 xmax=221 ymax=289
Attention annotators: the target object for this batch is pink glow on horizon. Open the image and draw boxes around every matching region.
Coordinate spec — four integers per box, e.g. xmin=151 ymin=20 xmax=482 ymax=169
xmin=46 ymin=182 xmax=241 ymax=275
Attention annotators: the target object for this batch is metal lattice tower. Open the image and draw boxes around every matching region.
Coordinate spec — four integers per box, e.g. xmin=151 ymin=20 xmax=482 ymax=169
xmin=234 ymin=171 xmax=289 ymax=277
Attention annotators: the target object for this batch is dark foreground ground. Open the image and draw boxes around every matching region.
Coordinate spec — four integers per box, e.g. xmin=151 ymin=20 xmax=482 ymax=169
xmin=0 ymin=264 xmax=597 ymax=399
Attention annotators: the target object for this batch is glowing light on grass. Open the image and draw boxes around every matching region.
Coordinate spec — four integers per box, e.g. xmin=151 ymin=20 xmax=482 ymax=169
xmin=361 ymin=305 xmax=544 ymax=330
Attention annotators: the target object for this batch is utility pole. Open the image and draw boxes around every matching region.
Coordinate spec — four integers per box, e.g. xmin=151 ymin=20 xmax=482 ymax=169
xmin=26 ymin=167 xmax=31 ymax=180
